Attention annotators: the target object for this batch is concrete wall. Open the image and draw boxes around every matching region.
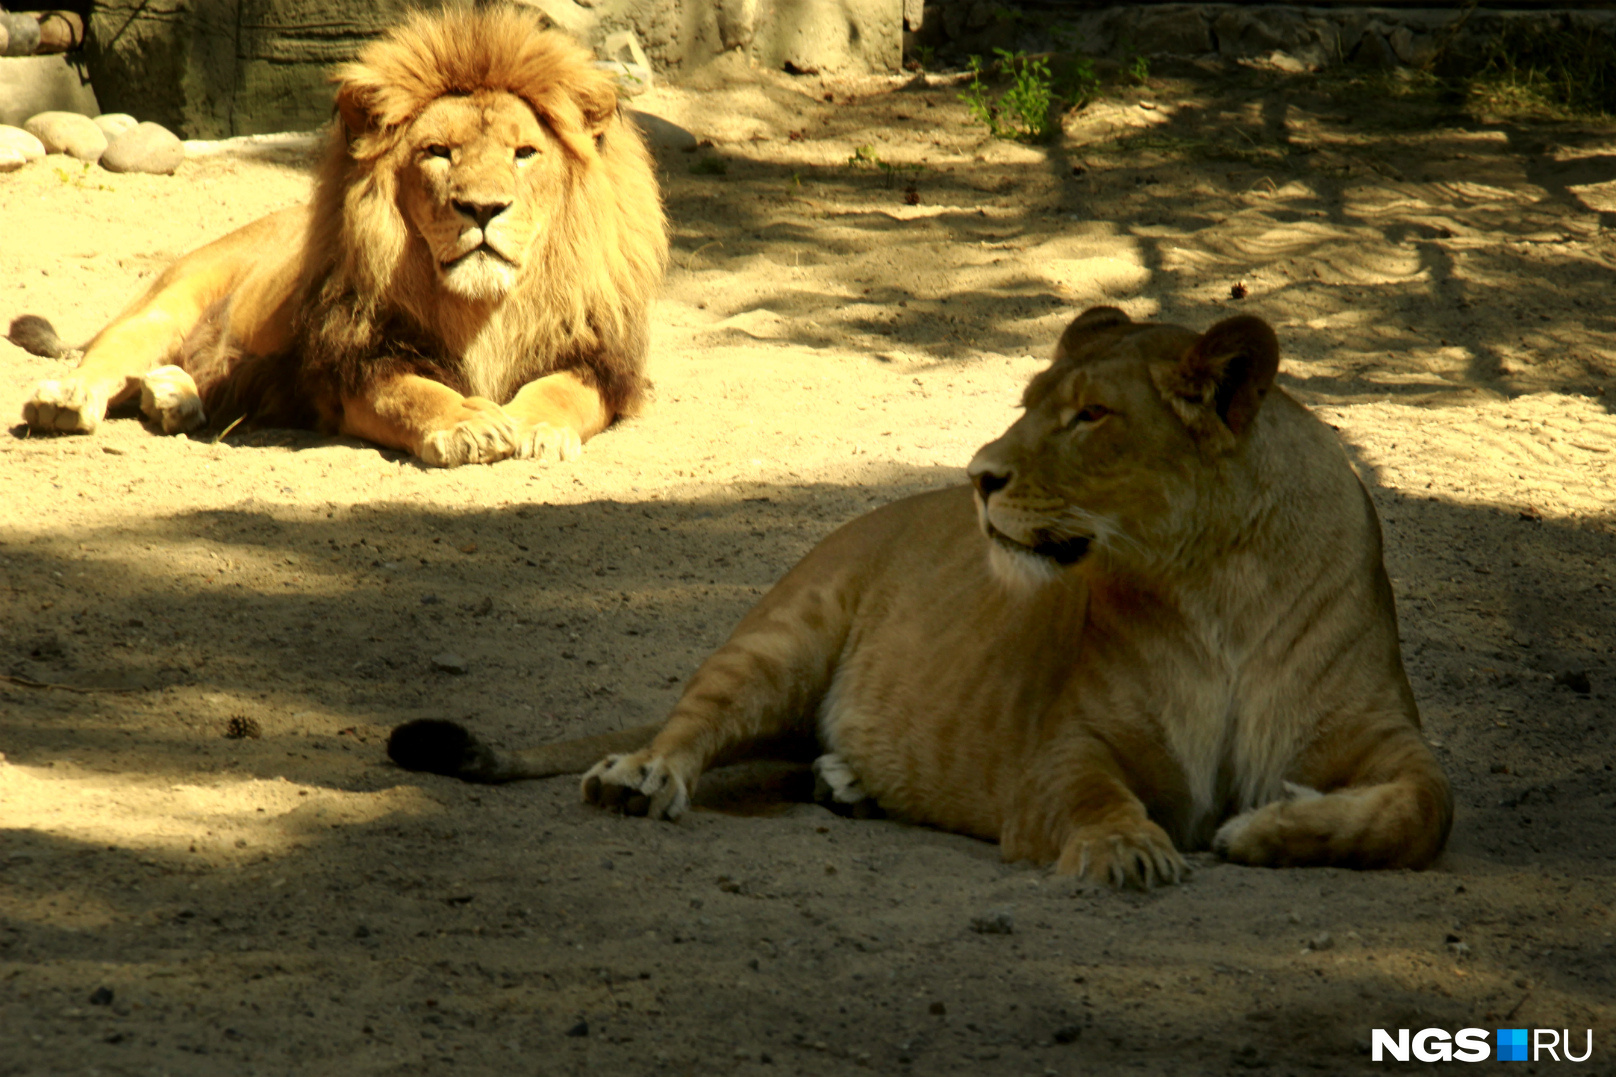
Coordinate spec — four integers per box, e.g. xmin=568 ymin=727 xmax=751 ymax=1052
xmin=84 ymin=0 xmax=901 ymax=139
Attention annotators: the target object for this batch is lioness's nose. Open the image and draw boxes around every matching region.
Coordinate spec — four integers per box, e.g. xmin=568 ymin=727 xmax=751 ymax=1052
xmin=453 ymin=198 xmax=511 ymax=229
xmin=969 ymin=461 xmax=1010 ymax=499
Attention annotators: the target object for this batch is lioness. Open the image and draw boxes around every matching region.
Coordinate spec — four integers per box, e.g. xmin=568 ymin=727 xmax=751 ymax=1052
xmin=388 ymin=308 xmax=1452 ymax=886
xmin=11 ymin=6 xmax=666 ymax=467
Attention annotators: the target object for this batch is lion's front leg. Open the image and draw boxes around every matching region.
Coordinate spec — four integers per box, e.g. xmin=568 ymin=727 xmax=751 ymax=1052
xmin=503 ymin=370 xmax=612 ymax=462
xmin=338 ymin=373 xmax=521 ymax=467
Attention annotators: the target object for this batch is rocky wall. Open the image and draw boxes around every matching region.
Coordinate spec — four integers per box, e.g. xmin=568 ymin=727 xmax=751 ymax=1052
xmin=912 ymin=3 xmax=1616 ymax=74
xmin=85 ymin=0 xmax=901 ymax=139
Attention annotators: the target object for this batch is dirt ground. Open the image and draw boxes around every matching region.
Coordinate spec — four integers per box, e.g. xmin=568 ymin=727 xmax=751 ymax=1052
xmin=2 ymin=57 xmax=1615 ymax=1076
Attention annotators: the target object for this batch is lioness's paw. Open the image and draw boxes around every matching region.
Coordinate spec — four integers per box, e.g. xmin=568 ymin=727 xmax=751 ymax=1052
xmin=1057 ymin=819 xmax=1188 ymax=889
xmin=24 ymin=378 xmax=110 ymax=434
xmin=418 ymin=398 xmax=519 ymax=467
xmin=139 ymin=365 xmax=207 ymax=435
xmin=581 ymin=751 xmax=689 ymax=820
xmin=1212 ymin=782 xmax=1324 ymax=866
xmin=513 ymin=422 xmax=582 ymax=463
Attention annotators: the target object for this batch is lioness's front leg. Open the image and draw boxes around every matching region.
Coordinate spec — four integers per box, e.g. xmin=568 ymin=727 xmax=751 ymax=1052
xmin=338 ymin=373 xmax=522 ymax=467
xmin=503 ymin=369 xmax=612 ymax=462
xmin=1212 ymin=718 xmax=1451 ymax=870
xmin=1006 ymin=739 xmax=1189 ymax=889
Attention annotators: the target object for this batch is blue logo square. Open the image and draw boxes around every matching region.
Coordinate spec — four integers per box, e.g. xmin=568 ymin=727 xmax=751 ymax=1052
xmin=1497 ymin=1028 xmax=1529 ymax=1062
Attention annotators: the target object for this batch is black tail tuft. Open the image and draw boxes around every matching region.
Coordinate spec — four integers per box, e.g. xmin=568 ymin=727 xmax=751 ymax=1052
xmin=386 ymin=719 xmax=503 ymax=782
xmin=7 ymin=315 xmax=78 ymax=360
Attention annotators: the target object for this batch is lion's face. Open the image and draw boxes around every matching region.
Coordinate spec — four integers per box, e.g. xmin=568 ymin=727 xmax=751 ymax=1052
xmin=396 ymin=91 xmax=570 ymax=302
xmin=968 ymin=308 xmax=1279 ymax=584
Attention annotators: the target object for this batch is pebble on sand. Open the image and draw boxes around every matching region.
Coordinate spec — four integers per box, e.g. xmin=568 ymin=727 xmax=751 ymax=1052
xmin=100 ymin=122 xmax=185 ymax=175
xmin=969 ymin=908 xmax=1015 ymax=935
xmin=23 ymin=111 xmax=107 ymax=162
xmin=432 ymin=653 xmax=470 ymax=675
xmin=0 ymin=125 xmax=46 ymax=163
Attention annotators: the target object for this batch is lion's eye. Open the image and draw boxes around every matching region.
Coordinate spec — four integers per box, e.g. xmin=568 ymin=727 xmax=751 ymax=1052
xmin=425 ymin=144 xmax=452 ymax=159
xmin=514 ymin=145 xmax=538 ymax=160
xmin=1068 ymin=404 xmax=1112 ymax=428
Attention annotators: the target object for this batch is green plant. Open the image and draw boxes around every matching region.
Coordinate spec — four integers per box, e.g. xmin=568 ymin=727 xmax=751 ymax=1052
xmin=847 ymin=144 xmax=923 ymax=188
xmin=1128 ymin=54 xmax=1150 ymax=84
xmin=960 ymin=49 xmax=1097 ymax=143
xmin=53 ymin=161 xmax=113 ymax=191
xmin=1462 ymin=21 xmax=1616 ymax=118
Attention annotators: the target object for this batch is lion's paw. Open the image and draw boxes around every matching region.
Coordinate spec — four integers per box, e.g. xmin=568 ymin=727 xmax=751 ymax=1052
xmin=581 ymin=751 xmax=690 ymax=821
xmin=418 ymin=398 xmax=519 ymax=468
xmin=24 ymin=377 xmax=111 ymax=434
xmin=139 ymin=365 xmax=207 ymax=435
xmin=1057 ymin=818 xmax=1188 ymax=889
xmin=513 ymin=421 xmax=582 ymax=463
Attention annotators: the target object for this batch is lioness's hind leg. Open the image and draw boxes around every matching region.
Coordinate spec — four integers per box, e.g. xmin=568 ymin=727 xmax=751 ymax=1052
xmin=811 ymin=752 xmax=882 ymax=818
xmin=582 ymin=751 xmax=692 ymax=820
xmin=139 ymin=365 xmax=207 ymax=434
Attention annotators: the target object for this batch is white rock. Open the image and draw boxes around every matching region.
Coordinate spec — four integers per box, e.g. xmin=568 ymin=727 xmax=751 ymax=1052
xmin=100 ymin=122 xmax=185 ymax=175
xmin=23 ymin=111 xmax=106 ymax=162
xmin=0 ymin=125 xmax=46 ymax=162
xmin=0 ymin=148 xmax=25 ymax=173
xmin=93 ymin=113 xmax=139 ymax=139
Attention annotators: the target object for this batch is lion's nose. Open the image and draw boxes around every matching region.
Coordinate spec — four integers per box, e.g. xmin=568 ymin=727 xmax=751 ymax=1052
xmin=453 ymin=198 xmax=511 ymax=229
xmin=969 ymin=462 xmax=1011 ymax=499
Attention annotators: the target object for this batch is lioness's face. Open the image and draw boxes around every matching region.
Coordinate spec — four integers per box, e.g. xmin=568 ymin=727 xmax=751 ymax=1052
xmin=968 ymin=308 xmax=1277 ymax=583
xmin=398 ymin=92 xmax=568 ymax=301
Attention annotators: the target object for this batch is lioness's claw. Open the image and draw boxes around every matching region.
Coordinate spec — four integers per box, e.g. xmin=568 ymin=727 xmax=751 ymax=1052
xmin=418 ymin=398 xmax=520 ymax=467
xmin=1058 ymin=821 xmax=1188 ymax=889
xmin=24 ymin=377 xmax=111 ymax=434
xmin=139 ymin=365 xmax=207 ymax=435
xmin=514 ymin=421 xmax=582 ymax=462
xmin=581 ymin=751 xmax=689 ymax=820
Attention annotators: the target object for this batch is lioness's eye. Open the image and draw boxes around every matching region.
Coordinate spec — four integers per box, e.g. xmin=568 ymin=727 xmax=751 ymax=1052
xmin=514 ymin=145 xmax=538 ymax=160
xmin=426 ymin=144 xmax=451 ymax=159
xmin=1068 ymin=404 xmax=1111 ymax=427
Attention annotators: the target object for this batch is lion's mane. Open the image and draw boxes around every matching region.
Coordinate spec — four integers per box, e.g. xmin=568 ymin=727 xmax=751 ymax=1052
xmin=196 ymin=5 xmax=667 ymax=430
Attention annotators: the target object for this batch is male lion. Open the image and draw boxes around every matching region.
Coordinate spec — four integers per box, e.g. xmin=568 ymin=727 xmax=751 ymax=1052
xmin=387 ymin=308 xmax=1452 ymax=886
xmin=11 ymin=6 xmax=666 ymax=467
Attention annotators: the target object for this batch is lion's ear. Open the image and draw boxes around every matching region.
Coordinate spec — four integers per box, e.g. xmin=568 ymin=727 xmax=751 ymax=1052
xmin=571 ymin=75 xmax=619 ymax=139
xmin=1168 ymin=315 xmax=1279 ymax=436
xmin=335 ymin=81 xmax=377 ymax=139
xmin=1053 ymin=306 xmax=1132 ymax=364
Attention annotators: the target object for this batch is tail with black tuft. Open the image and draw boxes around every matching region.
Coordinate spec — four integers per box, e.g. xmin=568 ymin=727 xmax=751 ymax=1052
xmin=7 ymin=315 xmax=83 ymax=361
xmin=386 ymin=718 xmax=663 ymax=784
xmin=387 ymin=719 xmax=511 ymax=782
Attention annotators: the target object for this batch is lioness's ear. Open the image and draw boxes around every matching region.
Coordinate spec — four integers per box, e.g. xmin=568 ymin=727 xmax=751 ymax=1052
xmin=1053 ymin=306 xmax=1132 ymax=364
xmin=1168 ymin=315 xmax=1279 ymax=436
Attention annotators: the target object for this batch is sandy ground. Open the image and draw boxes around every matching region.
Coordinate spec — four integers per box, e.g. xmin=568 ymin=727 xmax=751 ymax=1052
xmin=2 ymin=59 xmax=1615 ymax=1075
